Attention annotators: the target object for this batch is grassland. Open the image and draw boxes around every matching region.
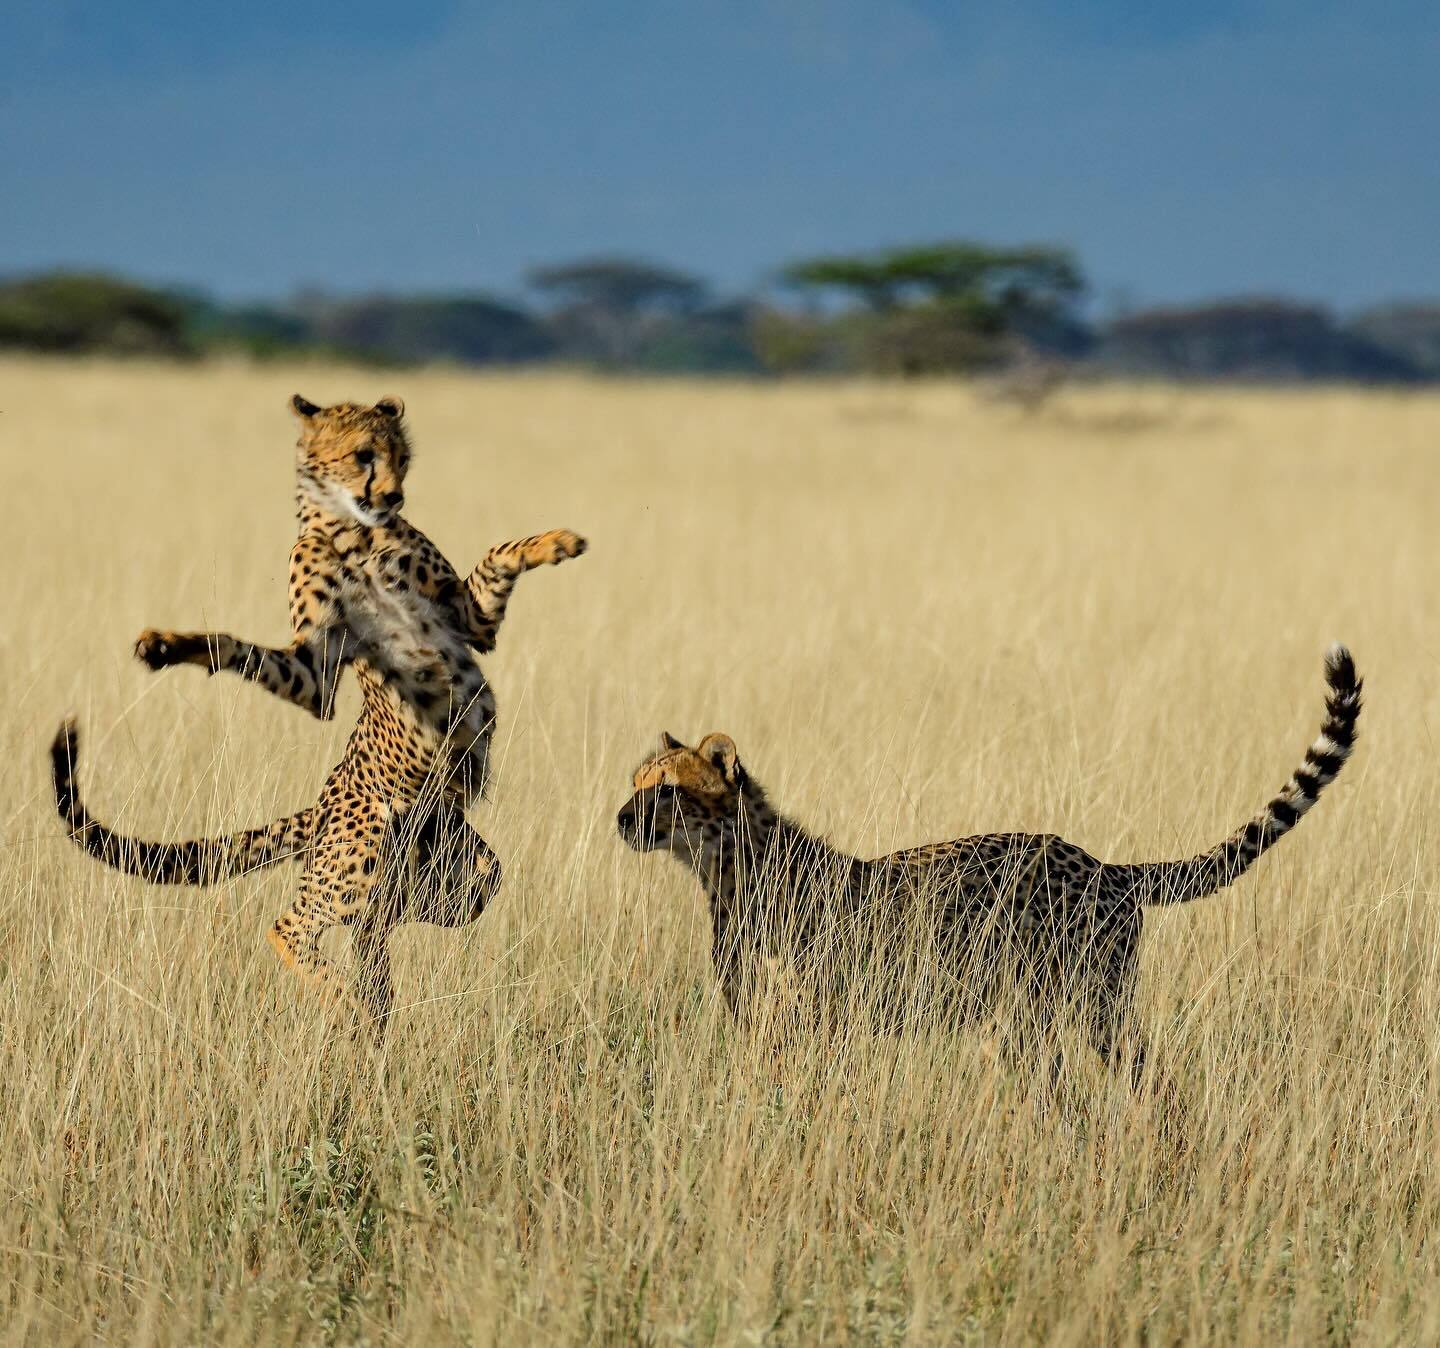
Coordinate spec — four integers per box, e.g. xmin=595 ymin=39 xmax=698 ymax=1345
xmin=1 ymin=357 xmax=1437 ymax=1344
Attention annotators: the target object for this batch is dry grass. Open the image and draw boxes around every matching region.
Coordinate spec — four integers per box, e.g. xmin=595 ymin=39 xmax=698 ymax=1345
xmin=2 ymin=356 xmax=1437 ymax=1344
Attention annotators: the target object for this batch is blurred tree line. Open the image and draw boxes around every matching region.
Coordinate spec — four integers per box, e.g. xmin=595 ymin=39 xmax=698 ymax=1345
xmin=2 ymin=247 xmax=1437 ymax=383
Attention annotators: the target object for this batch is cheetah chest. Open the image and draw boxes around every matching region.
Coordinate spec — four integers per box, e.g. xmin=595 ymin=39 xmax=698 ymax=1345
xmin=343 ymin=550 xmax=470 ymax=692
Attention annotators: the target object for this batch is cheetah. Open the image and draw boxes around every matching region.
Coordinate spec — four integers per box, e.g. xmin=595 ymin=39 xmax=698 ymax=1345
xmin=52 ymin=394 xmax=585 ymax=1036
xmin=616 ymin=645 xmax=1361 ymax=1089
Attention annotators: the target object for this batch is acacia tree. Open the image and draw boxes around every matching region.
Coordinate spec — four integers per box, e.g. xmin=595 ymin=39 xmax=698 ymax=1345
xmin=778 ymin=241 xmax=1086 ymax=373
xmin=527 ymin=258 xmax=706 ymax=314
xmin=527 ymin=258 xmax=709 ymax=366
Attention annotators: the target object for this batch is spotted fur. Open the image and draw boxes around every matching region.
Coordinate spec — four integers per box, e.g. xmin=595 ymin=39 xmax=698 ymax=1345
xmin=617 ymin=646 xmax=1361 ymax=1086
xmin=54 ymin=395 xmax=585 ymax=1037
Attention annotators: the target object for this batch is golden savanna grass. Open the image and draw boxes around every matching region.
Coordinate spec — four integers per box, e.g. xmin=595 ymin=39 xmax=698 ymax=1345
xmin=2 ymin=356 xmax=1437 ymax=1344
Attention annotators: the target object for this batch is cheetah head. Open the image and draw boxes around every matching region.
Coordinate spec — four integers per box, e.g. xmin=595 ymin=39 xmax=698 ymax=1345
xmin=617 ymin=732 xmax=752 ymax=860
xmin=291 ymin=394 xmax=411 ymax=528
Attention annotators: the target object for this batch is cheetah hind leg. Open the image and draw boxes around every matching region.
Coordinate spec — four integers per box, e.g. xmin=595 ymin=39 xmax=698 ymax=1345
xmin=267 ymin=906 xmax=363 ymax=1020
xmin=1085 ymin=991 xmax=1191 ymax=1161
xmin=267 ymin=911 xmax=396 ymax=1050
xmin=995 ymin=997 xmax=1066 ymax=1120
xmin=268 ymin=855 xmax=392 ymax=1041
xmin=405 ymin=811 xmax=503 ymax=927
xmin=352 ymin=919 xmax=395 ymax=1045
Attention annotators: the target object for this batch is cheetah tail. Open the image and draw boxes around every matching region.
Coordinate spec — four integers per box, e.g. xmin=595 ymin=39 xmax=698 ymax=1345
xmin=50 ymin=719 xmax=311 ymax=885
xmin=1108 ymin=644 xmax=1361 ymax=906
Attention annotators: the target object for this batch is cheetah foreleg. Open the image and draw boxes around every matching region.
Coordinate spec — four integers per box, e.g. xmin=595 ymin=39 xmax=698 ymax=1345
xmin=135 ymin=627 xmax=348 ymax=720
xmin=460 ymin=528 xmax=586 ymax=653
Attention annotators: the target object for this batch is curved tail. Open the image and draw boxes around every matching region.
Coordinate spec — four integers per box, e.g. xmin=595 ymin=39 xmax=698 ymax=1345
xmin=51 ymin=719 xmax=311 ymax=884
xmin=1108 ymin=644 xmax=1362 ymax=906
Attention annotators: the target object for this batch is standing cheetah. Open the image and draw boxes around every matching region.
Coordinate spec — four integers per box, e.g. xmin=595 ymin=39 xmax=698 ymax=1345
xmin=52 ymin=394 xmax=585 ymax=1036
xmin=616 ymin=646 xmax=1361 ymax=1085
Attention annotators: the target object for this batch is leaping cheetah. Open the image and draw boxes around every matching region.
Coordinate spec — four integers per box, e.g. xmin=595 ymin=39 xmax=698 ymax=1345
xmin=616 ymin=646 xmax=1361 ymax=1086
xmin=52 ymin=394 xmax=585 ymax=1036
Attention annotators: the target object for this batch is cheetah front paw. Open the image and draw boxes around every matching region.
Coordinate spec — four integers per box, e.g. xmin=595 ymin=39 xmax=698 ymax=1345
xmin=532 ymin=529 xmax=587 ymax=566
xmin=135 ymin=629 xmax=210 ymax=671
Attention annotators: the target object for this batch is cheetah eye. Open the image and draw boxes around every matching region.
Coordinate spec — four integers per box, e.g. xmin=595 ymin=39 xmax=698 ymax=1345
xmin=354 ymin=447 xmax=376 ymax=466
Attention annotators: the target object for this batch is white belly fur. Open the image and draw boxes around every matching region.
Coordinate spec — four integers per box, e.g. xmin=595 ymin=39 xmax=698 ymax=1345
xmin=345 ymin=572 xmax=493 ymax=734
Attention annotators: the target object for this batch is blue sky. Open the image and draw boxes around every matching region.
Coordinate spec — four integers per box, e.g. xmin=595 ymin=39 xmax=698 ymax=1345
xmin=6 ymin=1 xmax=1437 ymax=310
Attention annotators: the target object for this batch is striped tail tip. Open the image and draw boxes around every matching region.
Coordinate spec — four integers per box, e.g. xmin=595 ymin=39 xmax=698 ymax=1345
xmin=51 ymin=717 xmax=82 ymax=818
xmin=52 ymin=716 xmax=80 ymax=760
xmin=1323 ymin=642 xmax=1360 ymax=699
xmin=1123 ymin=643 xmax=1362 ymax=906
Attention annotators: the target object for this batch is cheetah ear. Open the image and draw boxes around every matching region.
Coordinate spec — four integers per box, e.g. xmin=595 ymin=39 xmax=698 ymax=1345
xmin=373 ymin=396 xmax=405 ymax=419
xmin=659 ymin=731 xmax=685 ymax=753
xmin=698 ymin=732 xmax=741 ymax=782
xmin=291 ymin=393 xmax=320 ymax=420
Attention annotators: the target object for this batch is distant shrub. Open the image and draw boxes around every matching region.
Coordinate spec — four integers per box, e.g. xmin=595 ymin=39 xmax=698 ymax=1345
xmin=749 ymin=308 xmax=861 ymax=375
xmin=0 ymin=271 xmax=192 ymax=355
xmin=300 ymin=294 xmax=555 ymax=366
xmin=1098 ymin=299 xmax=1421 ymax=382
xmin=855 ymin=299 xmax=1008 ymax=376
xmin=630 ymin=303 xmax=764 ymax=374
xmin=182 ymin=298 xmax=316 ymax=359
xmin=1346 ymin=303 xmax=1440 ymax=379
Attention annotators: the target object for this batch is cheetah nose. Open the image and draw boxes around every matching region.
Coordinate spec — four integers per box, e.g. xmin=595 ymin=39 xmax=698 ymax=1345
xmin=382 ymin=491 xmax=405 ymax=511
xmin=617 ymin=807 xmax=637 ymax=835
